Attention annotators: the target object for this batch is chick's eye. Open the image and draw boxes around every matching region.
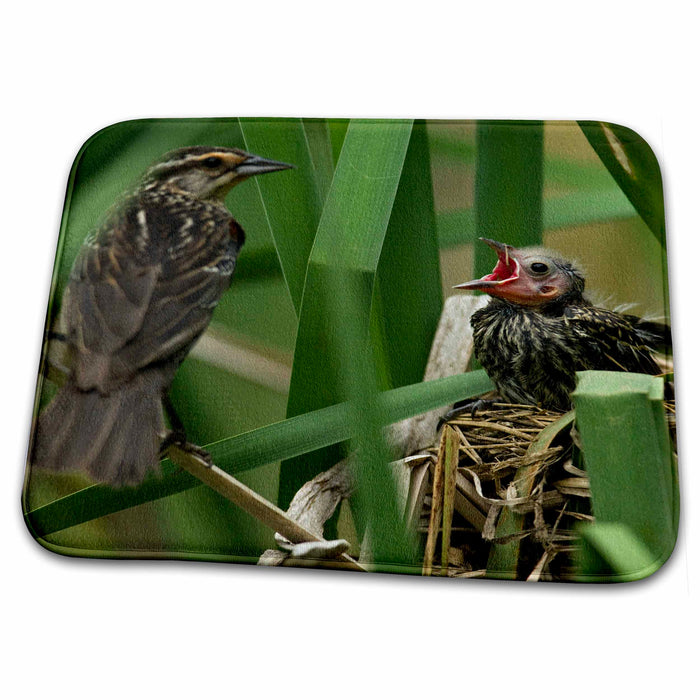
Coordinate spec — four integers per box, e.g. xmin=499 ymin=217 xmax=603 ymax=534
xmin=201 ymin=156 xmax=223 ymax=169
xmin=530 ymin=262 xmax=549 ymax=274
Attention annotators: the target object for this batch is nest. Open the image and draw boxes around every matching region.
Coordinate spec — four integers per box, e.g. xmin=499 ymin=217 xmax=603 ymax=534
xmin=413 ymin=401 xmax=676 ymax=582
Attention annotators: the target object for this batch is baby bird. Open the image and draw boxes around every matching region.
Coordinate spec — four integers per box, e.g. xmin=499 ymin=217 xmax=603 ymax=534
xmin=455 ymin=238 xmax=669 ymax=411
xmin=32 ymin=146 xmax=292 ymax=486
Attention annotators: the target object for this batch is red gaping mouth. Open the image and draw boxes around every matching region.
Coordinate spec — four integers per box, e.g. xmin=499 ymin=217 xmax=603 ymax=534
xmin=453 ymin=238 xmax=520 ymax=290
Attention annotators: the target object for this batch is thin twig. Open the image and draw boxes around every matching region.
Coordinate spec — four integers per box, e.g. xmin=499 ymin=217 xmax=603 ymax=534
xmin=167 ymin=445 xmax=366 ymax=572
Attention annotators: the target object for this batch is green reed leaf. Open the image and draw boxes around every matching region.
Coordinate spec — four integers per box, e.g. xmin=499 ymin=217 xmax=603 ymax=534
xmin=26 ymin=370 xmax=494 ymax=539
xmin=278 ymin=119 xmax=414 ymax=508
xmin=579 ymin=121 xmax=666 ymax=248
xmin=573 ymin=371 xmax=677 ymax=580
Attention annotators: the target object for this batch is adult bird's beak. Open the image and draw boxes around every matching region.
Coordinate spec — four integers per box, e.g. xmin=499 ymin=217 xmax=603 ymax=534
xmin=453 ymin=238 xmax=521 ymax=290
xmin=236 ymin=154 xmax=295 ymax=176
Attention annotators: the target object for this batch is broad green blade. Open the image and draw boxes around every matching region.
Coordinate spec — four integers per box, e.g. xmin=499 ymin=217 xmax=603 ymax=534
xmin=328 ymin=119 xmax=350 ymax=164
xmin=579 ymin=121 xmax=666 ymax=248
xmin=572 ymin=371 xmax=677 ymax=579
xmin=301 ymin=118 xmax=336 ymax=202
xmin=325 ymin=269 xmax=417 ymax=566
xmin=239 ymin=117 xmax=327 ymax=314
xmin=26 ymin=370 xmax=494 ymax=538
xmin=278 ymin=119 xmax=414 ymax=508
xmin=474 ymin=120 xmax=544 ymax=277
xmin=375 ymin=120 xmax=443 ymax=389
xmin=577 ymin=522 xmax=660 ymax=583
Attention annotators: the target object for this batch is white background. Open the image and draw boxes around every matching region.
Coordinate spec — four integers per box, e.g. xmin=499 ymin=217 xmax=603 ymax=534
xmin=2 ymin=2 xmax=697 ymax=697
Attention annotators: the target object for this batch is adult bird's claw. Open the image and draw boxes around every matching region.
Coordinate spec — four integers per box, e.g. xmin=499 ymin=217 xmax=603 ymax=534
xmin=160 ymin=431 xmax=213 ymax=467
xmin=181 ymin=442 xmax=213 ymax=467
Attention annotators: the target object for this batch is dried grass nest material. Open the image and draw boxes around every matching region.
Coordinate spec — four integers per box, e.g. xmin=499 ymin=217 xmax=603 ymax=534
xmin=414 ymin=401 xmax=676 ymax=581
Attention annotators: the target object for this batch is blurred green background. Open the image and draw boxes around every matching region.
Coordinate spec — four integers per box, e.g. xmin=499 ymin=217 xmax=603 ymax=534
xmin=24 ymin=118 xmax=669 ymax=562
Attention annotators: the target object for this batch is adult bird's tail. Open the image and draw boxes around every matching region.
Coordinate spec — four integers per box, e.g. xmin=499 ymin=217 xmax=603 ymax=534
xmin=31 ymin=370 xmax=166 ymax=486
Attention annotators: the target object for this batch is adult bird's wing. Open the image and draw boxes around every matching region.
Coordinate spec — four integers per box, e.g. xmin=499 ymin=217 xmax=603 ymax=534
xmin=109 ymin=201 xmax=239 ymax=380
xmin=64 ymin=226 xmax=161 ymax=392
xmin=64 ymin=203 xmax=236 ymax=393
xmin=564 ymin=306 xmax=662 ymax=375
xmin=114 ymin=248 xmax=234 ymax=374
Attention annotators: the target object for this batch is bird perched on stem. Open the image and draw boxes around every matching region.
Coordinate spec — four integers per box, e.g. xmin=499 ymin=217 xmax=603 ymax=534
xmin=32 ymin=146 xmax=292 ymax=486
xmin=454 ymin=238 xmax=670 ymax=411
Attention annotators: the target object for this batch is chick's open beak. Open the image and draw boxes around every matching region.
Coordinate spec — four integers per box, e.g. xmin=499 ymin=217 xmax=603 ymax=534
xmin=453 ymin=238 xmax=520 ymax=290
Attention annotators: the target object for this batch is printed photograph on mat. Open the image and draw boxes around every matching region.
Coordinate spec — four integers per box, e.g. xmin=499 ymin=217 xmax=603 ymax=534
xmin=23 ymin=119 xmax=677 ymax=582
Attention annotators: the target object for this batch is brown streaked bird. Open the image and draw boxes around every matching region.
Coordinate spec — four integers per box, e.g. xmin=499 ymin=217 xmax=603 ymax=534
xmin=454 ymin=238 xmax=670 ymax=411
xmin=32 ymin=146 xmax=293 ymax=486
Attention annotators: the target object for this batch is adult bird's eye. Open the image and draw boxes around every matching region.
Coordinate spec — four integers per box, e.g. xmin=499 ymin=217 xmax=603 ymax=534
xmin=530 ymin=262 xmax=549 ymax=274
xmin=201 ymin=156 xmax=223 ymax=169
